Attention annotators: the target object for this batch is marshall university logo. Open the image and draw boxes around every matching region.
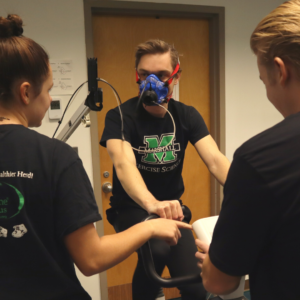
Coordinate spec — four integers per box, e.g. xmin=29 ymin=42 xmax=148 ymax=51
xmin=138 ymin=134 xmax=180 ymax=164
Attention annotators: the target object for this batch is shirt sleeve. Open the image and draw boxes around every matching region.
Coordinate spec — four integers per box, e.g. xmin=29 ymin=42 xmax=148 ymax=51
xmin=208 ymin=155 xmax=276 ymax=276
xmin=100 ymin=108 xmax=128 ymax=147
xmin=53 ymin=145 xmax=102 ymax=238
xmin=188 ymin=106 xmax=209 ymax=145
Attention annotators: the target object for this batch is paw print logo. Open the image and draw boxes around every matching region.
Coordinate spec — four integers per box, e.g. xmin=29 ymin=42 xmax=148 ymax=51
xmin=12 ymin=224 xmax=27 ymax=238
xmin=0 ymin=226 xmax=7 ymax=238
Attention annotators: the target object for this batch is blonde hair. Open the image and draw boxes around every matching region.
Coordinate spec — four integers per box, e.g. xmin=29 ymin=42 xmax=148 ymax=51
xmin=135 ymin=39 xmax=180 ymax=72
xmin=250 ymin=0 xmax=300 ymax=72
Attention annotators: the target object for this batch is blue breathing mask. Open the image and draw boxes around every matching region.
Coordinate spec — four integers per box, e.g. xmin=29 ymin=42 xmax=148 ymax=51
xmin=139 ymin=74 xmax=169 ymax=106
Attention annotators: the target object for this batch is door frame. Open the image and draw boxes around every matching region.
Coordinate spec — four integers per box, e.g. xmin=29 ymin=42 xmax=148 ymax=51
xmin=83 ymin=1 xmax=225 ymax=299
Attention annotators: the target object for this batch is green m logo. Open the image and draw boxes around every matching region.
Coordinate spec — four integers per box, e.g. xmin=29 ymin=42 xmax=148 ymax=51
xmin=138 ymin=134 xmax=180 ymax=164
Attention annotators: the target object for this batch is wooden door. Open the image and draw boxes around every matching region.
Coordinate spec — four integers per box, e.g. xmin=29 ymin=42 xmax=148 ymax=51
xmin=92 ymin=14 xmax=210 ymax=299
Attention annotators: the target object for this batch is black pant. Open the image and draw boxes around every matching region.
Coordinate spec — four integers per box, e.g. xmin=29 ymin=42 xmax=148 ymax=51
xmin=107 ymin=206 xmax=207 ymax=300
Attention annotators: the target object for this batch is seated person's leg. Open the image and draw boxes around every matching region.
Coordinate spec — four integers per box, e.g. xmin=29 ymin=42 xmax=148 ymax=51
xmin=108 ymin=206 xmax=172 ymax=300
xmin=133 ymin=238 xmax=171 ymax=300
xmin=167 ymin=228 xmax=207 ymax=300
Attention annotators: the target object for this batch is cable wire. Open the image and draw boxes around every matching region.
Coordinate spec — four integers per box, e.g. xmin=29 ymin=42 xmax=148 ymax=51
xmin=131 ymin=102 xmax=176 ymax=154
xmin=206 ymin=293 xmax=212 ymax=300
xmin=97 ymin=78 xmax=125 ymax=141
xmin=52 ymin=81 xmax=87 ymax=138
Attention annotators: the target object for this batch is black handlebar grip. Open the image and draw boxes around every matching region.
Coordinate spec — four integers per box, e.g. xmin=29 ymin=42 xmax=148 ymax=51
xmin=139 ymin=207 xmax=201 ymax=288
xmin=182 ymin=205 xmax=192 ymax=223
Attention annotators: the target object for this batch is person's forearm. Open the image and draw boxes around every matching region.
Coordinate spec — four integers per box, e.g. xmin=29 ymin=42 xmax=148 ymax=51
xmin=208 ymin=155 xmax=230 ymax=186
xmin=194 ymin=137 xmax=230 ymax=186
xmin=65 ymin=222 xmax=154 ymax=276
xmin=89 ymin=222 xmax=153 ymax=275
xmin=114 ymin=159 xmax=157 ymax=210
xmin=107 ymin=139 xmax=159 ymax=211
xmin=69 ymin=219 xmax=188 ymax=276
xmin=202 ymin=254 xmax=240 ymax=295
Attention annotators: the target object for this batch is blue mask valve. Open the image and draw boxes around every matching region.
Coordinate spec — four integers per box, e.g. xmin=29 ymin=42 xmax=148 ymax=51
xmin=139 ymin=74 xmax=169 ymax=105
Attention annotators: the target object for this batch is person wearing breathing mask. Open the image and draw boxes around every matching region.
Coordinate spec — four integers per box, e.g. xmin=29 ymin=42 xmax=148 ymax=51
xmin=100 ymin=39 xmax=230 ymax=300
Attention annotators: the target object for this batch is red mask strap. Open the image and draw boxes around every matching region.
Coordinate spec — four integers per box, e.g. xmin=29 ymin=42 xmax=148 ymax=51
xmin=166 ymin=63 xmax=180 ymax=86
xmin=136 ymin=70 xmax=141 ymax=84
xmin=165 ymin=94 xmax=172 ymax=102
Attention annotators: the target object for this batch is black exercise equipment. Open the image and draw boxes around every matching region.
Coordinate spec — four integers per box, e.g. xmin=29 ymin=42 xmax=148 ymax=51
xmin=139 ymin=205 xmax=202 ymax=288
xmin=140 ymin=206 xmax=248 ymax=300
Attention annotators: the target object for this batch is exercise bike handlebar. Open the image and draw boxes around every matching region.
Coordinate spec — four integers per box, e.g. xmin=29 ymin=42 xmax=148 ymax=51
xmin=139 ymin=208 xmax=202 ymax=288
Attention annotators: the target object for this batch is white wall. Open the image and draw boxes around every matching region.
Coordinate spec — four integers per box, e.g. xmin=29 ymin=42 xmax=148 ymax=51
xmin=0 ymin=0 xmax=286 ymax=299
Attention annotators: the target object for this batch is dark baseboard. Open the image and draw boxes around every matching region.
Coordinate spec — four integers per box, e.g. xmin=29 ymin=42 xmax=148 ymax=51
xmin=108 ymin=283 xmax=180 ymax=300
xmin=108 ymin=279 xmax=249 ymax=300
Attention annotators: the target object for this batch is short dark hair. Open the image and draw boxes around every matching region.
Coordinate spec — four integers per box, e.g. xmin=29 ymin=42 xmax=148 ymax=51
xmin=0 ymin=14 xmax=49 ymax=103
xmin=135 ymin=39 xmax=181 ymax=72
